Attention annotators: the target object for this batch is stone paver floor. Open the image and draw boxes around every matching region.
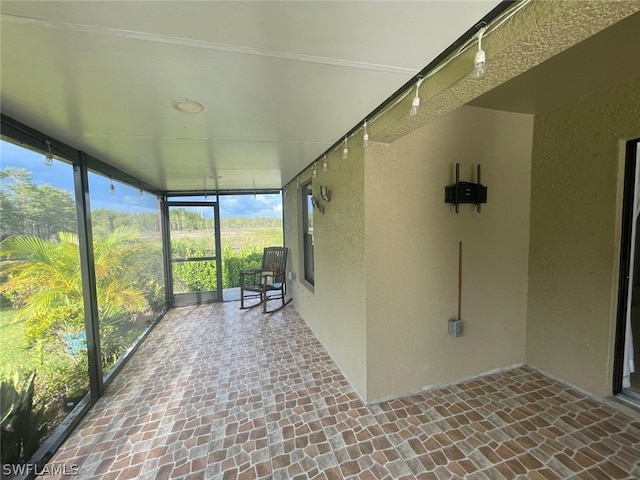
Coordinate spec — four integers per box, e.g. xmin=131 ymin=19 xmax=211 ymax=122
xmin=42 ymin=303 xmax=640 ymax=479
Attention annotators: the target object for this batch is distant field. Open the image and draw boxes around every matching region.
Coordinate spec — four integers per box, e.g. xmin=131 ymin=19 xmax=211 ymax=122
xmin=171 ymin=227 xmax=283 ymax=251
xmin=221 ymin=227 xmax=283 ymax=250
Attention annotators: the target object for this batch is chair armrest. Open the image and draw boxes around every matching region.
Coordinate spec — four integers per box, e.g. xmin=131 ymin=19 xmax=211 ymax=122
xmin=240 ymin=268 xmax=261 ymax=274
xmin=240 ymin=269 xmax=262 ymax=287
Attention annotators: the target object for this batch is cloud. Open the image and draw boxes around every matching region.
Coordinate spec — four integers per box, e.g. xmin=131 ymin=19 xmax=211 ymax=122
xmin=219 ymin=194 xmax=282 ymax=218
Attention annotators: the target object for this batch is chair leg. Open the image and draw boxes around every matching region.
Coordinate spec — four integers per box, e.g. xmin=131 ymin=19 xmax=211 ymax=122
xmin=262 ymin=288 xmax=268 ymax=314
xmin=240 ymin=288 xmax=264 ymax=310
xmin=262 ymin=290 xmax=292 ymax=314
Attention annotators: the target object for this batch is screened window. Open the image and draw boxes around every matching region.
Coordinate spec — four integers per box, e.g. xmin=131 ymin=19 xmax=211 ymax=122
xmin=302 ymin=182 xmax=314 ymax=285
xmin=88 ymin=173 xmax=165 ymax=378
xmin=0 ymin=139 xmax=87 ymax=462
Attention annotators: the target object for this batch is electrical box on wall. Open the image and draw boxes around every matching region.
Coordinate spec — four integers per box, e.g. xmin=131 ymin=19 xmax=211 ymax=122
xmin=448 ymin=319 xmax=463 ymax=337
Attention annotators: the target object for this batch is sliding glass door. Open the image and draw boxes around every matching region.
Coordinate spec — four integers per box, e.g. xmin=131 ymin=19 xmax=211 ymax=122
xmin=616 ymin=138 xmax=640 ymax=402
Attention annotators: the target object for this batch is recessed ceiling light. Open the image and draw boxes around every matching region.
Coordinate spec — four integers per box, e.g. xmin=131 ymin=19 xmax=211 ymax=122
xmin=171 ymin=99 xmax=205 ymax=114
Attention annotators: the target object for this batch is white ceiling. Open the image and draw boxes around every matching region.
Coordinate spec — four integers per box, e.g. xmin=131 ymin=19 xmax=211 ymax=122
xmin=0 ymin=1 xmax=502 ymax=192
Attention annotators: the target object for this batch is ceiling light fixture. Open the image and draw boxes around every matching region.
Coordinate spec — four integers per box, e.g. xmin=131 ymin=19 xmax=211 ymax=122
xmin=170 ymin=99 xmax=205 ymax=114
xmin=342 ymin=137 xmax=349 ymax=160
xmin=44 ymin=140 xmax=54 ymax=166
xmin=109 ymin=178 xmax=115 ymax=195
xmin=473 ymin=26 xmax=488 ymax=79
xmin=409 ymin=77 xmax=424 ymax=117
xmin=362 ymin=121 xmax=369 ymax=148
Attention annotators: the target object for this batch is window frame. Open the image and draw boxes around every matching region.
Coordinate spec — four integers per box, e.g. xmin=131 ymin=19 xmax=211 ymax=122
xmin=301 ymin=181 xmax=315 ymax=286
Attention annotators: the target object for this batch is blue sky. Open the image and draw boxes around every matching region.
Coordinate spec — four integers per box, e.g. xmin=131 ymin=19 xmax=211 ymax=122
xmin=0 ymin=140 xmax=283 ymax=218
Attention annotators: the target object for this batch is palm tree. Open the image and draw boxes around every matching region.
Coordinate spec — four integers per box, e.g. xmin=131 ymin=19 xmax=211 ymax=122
xmin=0 ymin=227 xmax=148 ymax=344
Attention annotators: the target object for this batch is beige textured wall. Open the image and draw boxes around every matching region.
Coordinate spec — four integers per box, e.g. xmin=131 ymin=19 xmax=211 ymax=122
xmin=282 ymin=4 xmax=640 ymax=405
xmin=527 ymin=76 xmax=640 ymax=397
xmin=283 ymin=144 xmax=367 ymax=397
xmin=364 ymin=105 xmax=533 ymax=402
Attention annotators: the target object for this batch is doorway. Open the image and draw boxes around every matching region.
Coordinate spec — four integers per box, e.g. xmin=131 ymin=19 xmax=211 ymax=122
xmin=165 ymin=201 xmax=223 ymax=307
xmin=616 ymin=138 xmax=640 ymax=401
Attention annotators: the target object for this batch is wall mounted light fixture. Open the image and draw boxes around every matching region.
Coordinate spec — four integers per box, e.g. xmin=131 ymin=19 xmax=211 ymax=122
xmin=320 ymin=186 xmax=330 ymax=202
xmin=311 ymin=195 xmax=324 ymax=215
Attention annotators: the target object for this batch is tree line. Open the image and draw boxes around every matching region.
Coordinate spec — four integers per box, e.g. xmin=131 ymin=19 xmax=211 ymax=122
xmin=0 ymin=168 xmax=282 ymax=241
xmin=0 ymin=168 xmax=76 ymax=240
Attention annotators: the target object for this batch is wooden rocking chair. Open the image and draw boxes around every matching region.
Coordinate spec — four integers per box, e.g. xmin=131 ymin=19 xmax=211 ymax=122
xmin=240 ymin=246 xmax=292 ymax=313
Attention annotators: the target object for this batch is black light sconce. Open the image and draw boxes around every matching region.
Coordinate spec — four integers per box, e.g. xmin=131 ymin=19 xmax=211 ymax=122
xmin=445 ymin=163 xmax=487 ymax=213
xmin=320 ymin=186 xmax=330 ymax=202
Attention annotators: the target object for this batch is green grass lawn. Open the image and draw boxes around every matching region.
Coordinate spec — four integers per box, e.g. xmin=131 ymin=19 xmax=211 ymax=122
xmin=221 ymin=227 xmax=283 ymax=250
xmin=0 ymin=309 xmax=37 ymax=379
xmin=172 ymin=227 xmax=283 ymax=251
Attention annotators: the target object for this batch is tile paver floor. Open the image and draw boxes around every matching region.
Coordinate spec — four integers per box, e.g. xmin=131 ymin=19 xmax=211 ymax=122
xmin=43 ymin=303 xmax=640 ymax=479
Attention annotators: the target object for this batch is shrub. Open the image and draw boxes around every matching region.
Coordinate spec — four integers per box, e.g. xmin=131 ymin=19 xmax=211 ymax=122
xmin=1 ymin=371 xmax=47 ymax=465
xmin=222 ymin=241 xmax=263 ymax=287
xmin=171 ymin=238 xmax=265 ymax=290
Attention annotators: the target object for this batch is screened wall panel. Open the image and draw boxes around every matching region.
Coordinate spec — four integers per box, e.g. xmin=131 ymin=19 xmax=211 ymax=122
xmin=0 ymin=139 xmax=88 ymax=465
xmin=87 ymin=173 xmax=165 ymax=377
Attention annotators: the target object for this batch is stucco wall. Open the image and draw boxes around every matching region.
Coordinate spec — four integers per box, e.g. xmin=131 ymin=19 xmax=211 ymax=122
xmin=527 ymin=76 xmax=640 ymax=397
xmin=283 ymin=144 xmax=367 ymax=398
xmin=364 ymin=105 xmax=533 ymax=402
